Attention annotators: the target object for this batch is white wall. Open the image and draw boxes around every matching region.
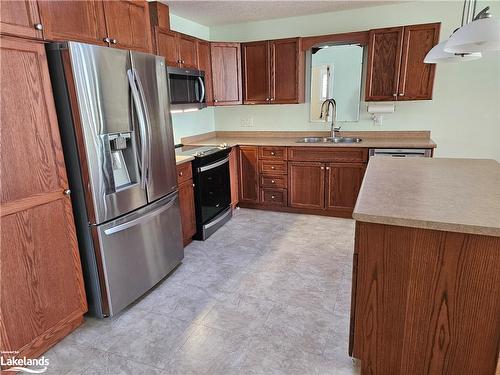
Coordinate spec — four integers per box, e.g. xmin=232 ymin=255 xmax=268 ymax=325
xmin=170 ymin=1 xmax=500 ymax=159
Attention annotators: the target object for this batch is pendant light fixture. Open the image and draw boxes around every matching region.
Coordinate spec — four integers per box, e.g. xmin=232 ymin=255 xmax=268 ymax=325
xmin=424 ymin=0 xmax=499 ymax=63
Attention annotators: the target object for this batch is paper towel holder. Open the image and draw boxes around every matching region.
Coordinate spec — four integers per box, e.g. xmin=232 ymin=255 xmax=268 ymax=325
xmin=367 ymin=103 xmax=395 ymax=126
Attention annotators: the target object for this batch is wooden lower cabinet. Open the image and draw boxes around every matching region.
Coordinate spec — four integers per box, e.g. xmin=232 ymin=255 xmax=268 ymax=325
xmin=288 ymin=162 xmax=325 ymax=210
xmin=0 ymin=36 xmax=87 ymax=363
xmin=326 ymin=163 xmax=366 ymax=213
xmin=238 ymin=146 xmax=259 ymax=204
xmin=351 ymin=221 xmax=500 ymax=375
xmin=177 ymin=163 xmax=196 ymax=246
xmin=229 ymin=147 xmax=239 ymax=208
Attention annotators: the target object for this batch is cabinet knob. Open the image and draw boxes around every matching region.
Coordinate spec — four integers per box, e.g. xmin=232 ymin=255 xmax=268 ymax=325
xmin=179 ymin=171 xmax=183 ymax=176
xmin=392 ymin=93 xmax=397 ymax=97
xmin=326 ymin=167 xmax=330 ymax=170
xmin=266 ymin=98 xmax=270 ymax=101
xmin=103 ymin=37 xmax=111 ymax=43
xmin=63 ymin=189 xmax=71 ymax=196
xmin=214 ymin=99 xmax=218 ymax=103
xmin=271 ymin=180 xmax=275 ymax=183
xmin=271 ymin=166 xmax=275 ymax=170
xmin=112 ymin=39 xmax=117 ymax=44
xmin=192 ymin=183 xmax=195 ymax=187
xmin=270 ymin=97 xmax=274 ymax=101
xmin=271 ymin=195 xmax=276 ymax=199
xmin=270 ymin=152 xmax=275 ymax=156
xmin=399 ymin=93 xmax=404 ymax=96
xmin=321 ymin=166 xmax=325 ymax=170
xmin=34 ymin=23 xmax=43 ymax=30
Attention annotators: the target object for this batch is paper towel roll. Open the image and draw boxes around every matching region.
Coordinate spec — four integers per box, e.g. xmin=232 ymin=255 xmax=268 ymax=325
xmin=367 ymin=104 xmax=395 ymax=113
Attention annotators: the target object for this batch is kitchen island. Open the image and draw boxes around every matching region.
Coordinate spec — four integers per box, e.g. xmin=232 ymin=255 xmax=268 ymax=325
xmin=350 ymin=157 xmax=500 ymax=375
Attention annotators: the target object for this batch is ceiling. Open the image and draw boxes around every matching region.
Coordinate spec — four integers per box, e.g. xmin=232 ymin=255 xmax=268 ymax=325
xmin=162 ymin=1 xmax=406 ymax=26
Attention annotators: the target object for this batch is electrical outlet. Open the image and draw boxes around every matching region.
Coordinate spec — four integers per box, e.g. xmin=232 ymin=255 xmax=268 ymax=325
xmin=240 ymin=117 xmax=254 ymax=127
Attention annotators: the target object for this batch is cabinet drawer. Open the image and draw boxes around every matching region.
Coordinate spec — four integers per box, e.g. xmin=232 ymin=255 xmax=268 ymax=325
xmin=259 ymin=146 xmax=287 ymax=160
xmin=260 ymin=188 xmax=287 ymax=206
xmin=259 ymin=160 xmax=287 ymax=175
xmin=288 ymin=147 xmax=368 ymax=163
xmin=260 ymin=175 xmax=287 ymax=188
xmin=176 ymin=162 xmax=192 ymax=184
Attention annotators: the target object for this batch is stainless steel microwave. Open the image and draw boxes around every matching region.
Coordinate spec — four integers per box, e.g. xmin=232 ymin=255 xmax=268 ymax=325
xmin=167 ymin=67 xmax=206 ymax=111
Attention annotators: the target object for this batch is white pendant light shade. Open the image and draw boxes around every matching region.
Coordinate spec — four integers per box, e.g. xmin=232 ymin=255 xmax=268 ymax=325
xmin=445 ymin=17 xmax=500 ymax=53
xmin=424 ymin=40 xmax=482 ymax=63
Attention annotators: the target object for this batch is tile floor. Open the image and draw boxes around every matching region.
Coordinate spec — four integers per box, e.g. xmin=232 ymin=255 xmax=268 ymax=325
xmin=41 ymin=208 xmax=360 ymax=374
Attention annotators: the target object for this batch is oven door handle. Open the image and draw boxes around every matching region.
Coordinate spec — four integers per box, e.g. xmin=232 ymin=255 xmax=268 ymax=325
xmin=197 ymin=156 xmax=229 ymax=173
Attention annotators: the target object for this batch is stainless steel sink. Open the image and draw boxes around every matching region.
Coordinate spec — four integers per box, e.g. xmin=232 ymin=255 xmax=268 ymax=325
xmin=296 ymin=137 xmax=362 ymax=144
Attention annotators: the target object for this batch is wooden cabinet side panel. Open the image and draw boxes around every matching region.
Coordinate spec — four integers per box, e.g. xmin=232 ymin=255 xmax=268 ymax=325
xmin=178 ymin=179 xmax=196 ymax=246
xmin=398 ymin=23 xmax=440 ymax=101
xmin=238 ymin=146 xmax=259 ymax=204
xmin=229 ymin=147 xmax=240 ymax=208
xmin=37 ymin=0 xmax=107 ymax=45
xmin=365 ymin=27 xmax=404 ymax=101
xmin=354 ymin=222 xmax=500 ymax=375
xmin=0 ymin=0 xmax=42 ymax=39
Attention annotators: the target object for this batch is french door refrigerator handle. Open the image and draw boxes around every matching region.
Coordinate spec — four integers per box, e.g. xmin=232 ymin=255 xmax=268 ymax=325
xmin=104 ymin=194 xmax=178 ymax=235
xmin=198 ymin=76 xmax=205 ymax=103
xmin=133 ymin=71 xmax=152 ymax=185
xmin=127 ymin=69 xmax=148 ymax=189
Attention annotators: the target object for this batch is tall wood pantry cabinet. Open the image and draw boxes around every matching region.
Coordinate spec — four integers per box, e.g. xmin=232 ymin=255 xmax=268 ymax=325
xmin=0 ymin=36 xmax=87 ymax=363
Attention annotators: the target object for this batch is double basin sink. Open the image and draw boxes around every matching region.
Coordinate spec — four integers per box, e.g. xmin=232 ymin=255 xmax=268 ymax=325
xmin=296 ymin=137 xmax=362 ymax=144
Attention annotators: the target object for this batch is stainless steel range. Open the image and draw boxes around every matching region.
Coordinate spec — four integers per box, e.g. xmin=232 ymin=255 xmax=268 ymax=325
xmin=176 ymin=145 xmax=232 ymax=240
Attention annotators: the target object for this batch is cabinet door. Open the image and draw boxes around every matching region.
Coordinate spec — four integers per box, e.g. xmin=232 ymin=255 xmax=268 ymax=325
xmin=155 ymin=28 xmax=179 ymax=67
xmin=178 ymin=180 xmax=196 ymax=246
xmin=271 ymin=38 xmax=304 ymax=104
xmin=229 ymin=147 xmax=240 ymax=208
xmin=178 ymin=34 xmax=198 ymax=68
xmin=211 ymin=42 xmax=242 ymax=105
xmin=102 ymin=0 xmax=152 ymax=52
xmin=365 ymin=27 xmax=404 ymax=101
xmin=288 ymin=162 xmax=325 ymax=210
xmin=0 ymin=37 xmax=87 ymax=360
xmin=398 ymin=23 xmax=440 ymax=101
xmin=37 ymin=0 xmax=107 ymax=45
xmin=242 ymin=41 xmax=270 ymax=104
xmin=238 ymin=146 xmax=259 ymax=204
xmin=0 ymin=1 xmax=42 ymax=39
xmin=148 ymin=1 xmax=170 ymax=30
xmin=197 ymin=40 xmax=214 ymax=105
xmin=326 ymin=163 xmax=365 ymax=212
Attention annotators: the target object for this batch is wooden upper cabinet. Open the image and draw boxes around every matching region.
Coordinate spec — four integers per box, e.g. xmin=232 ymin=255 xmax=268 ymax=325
xmin=148 ymin=1 xmax=170 ymax=30
xmin=197 ymin=40 xmax=214 ymax=105
xmin=325 ymin=163 xmax=365 ymax=212
xmin=366 ymin=23 xmax=440 ymax=101
xmin=365 ymin=27 xmax=404 ymax=101
xmin=178 ymin=34 xmax=198 ymax=68
xmin=37 ymin=0 xmax=107 ymax=45
xmin=271 ymin=38 xmax=304 ymax=104
xmin=155 ymin=28 xmax=179 ymax=66
xmin=211 ymin=42 xmax=242 ymax=105
xmin=242 ymin=37 xmax=304 ymax=105
xmin=238 ymin=146 xmax=259 ymax=204
xmin=242 ymin=41 xmax=270 ymax=104
xmin=102 ymin=0 xmax=152 ymax=52
xmin=288 ymin=162 xmax=325 ymax=210
xmin=398 ymin=23 xmax=440 ymax=100
xmin=0 ymin=36 xmax=86 ymax=360
xmin=0 ymin=0 xmax=42 ymax=39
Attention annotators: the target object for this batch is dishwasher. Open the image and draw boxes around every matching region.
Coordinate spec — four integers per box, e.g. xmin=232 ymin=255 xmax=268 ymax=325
xmin=369 ymin=148 xmax=432 ymax=158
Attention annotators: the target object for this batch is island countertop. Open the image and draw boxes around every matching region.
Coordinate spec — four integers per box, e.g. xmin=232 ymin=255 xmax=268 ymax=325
xmin=353 ymin=157 xmax=500 ymax=237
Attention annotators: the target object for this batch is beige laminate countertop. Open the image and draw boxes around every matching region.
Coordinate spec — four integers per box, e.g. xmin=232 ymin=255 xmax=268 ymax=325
xmin=187 ymin=136 xmax=437 ymax=149
xmin=175 ymin=155 xmax=194 ymax=165
xmin=353 ymin=157 xmax=500 ymax=237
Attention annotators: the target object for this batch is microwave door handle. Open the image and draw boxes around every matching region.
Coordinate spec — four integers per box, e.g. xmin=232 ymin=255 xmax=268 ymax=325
xmin=198 ymin=76 xmax=205 ymax=103
xmin=127 ymin=69 xmax=148 ymax=189
xmin=133 ymin=71 xmax=152 ymax=185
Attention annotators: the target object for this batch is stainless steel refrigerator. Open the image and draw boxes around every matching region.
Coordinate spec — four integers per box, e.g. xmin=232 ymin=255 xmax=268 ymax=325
xmin=47 ymin=42 xmax=183 ymax=317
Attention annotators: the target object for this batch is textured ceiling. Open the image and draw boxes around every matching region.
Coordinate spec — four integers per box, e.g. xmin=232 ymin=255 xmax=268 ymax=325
xmin=162 ymin=1 xmax=407 ymax=26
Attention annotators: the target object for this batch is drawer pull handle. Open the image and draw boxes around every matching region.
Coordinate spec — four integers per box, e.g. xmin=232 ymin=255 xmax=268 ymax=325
xmin=271 ymin=180 xmax=275 ymax=183
xmin=270 ymin=152 xmax=275 ymax=156
xmin=321 ymin=166 xmax=324 ymax=170
xmin=271 ymin=166 xmax=275 ymax=170
xmin=271 ymin=195 xmax=275 ymax=199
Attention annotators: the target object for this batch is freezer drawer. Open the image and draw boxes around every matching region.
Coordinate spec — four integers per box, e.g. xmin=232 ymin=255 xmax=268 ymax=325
xmin=97 ymin=192 xmax=183 ymax=316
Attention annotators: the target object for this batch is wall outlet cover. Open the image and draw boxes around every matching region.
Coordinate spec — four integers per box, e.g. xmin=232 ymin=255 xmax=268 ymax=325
xmin=240 ymin=117 xmax=254 ymax=127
